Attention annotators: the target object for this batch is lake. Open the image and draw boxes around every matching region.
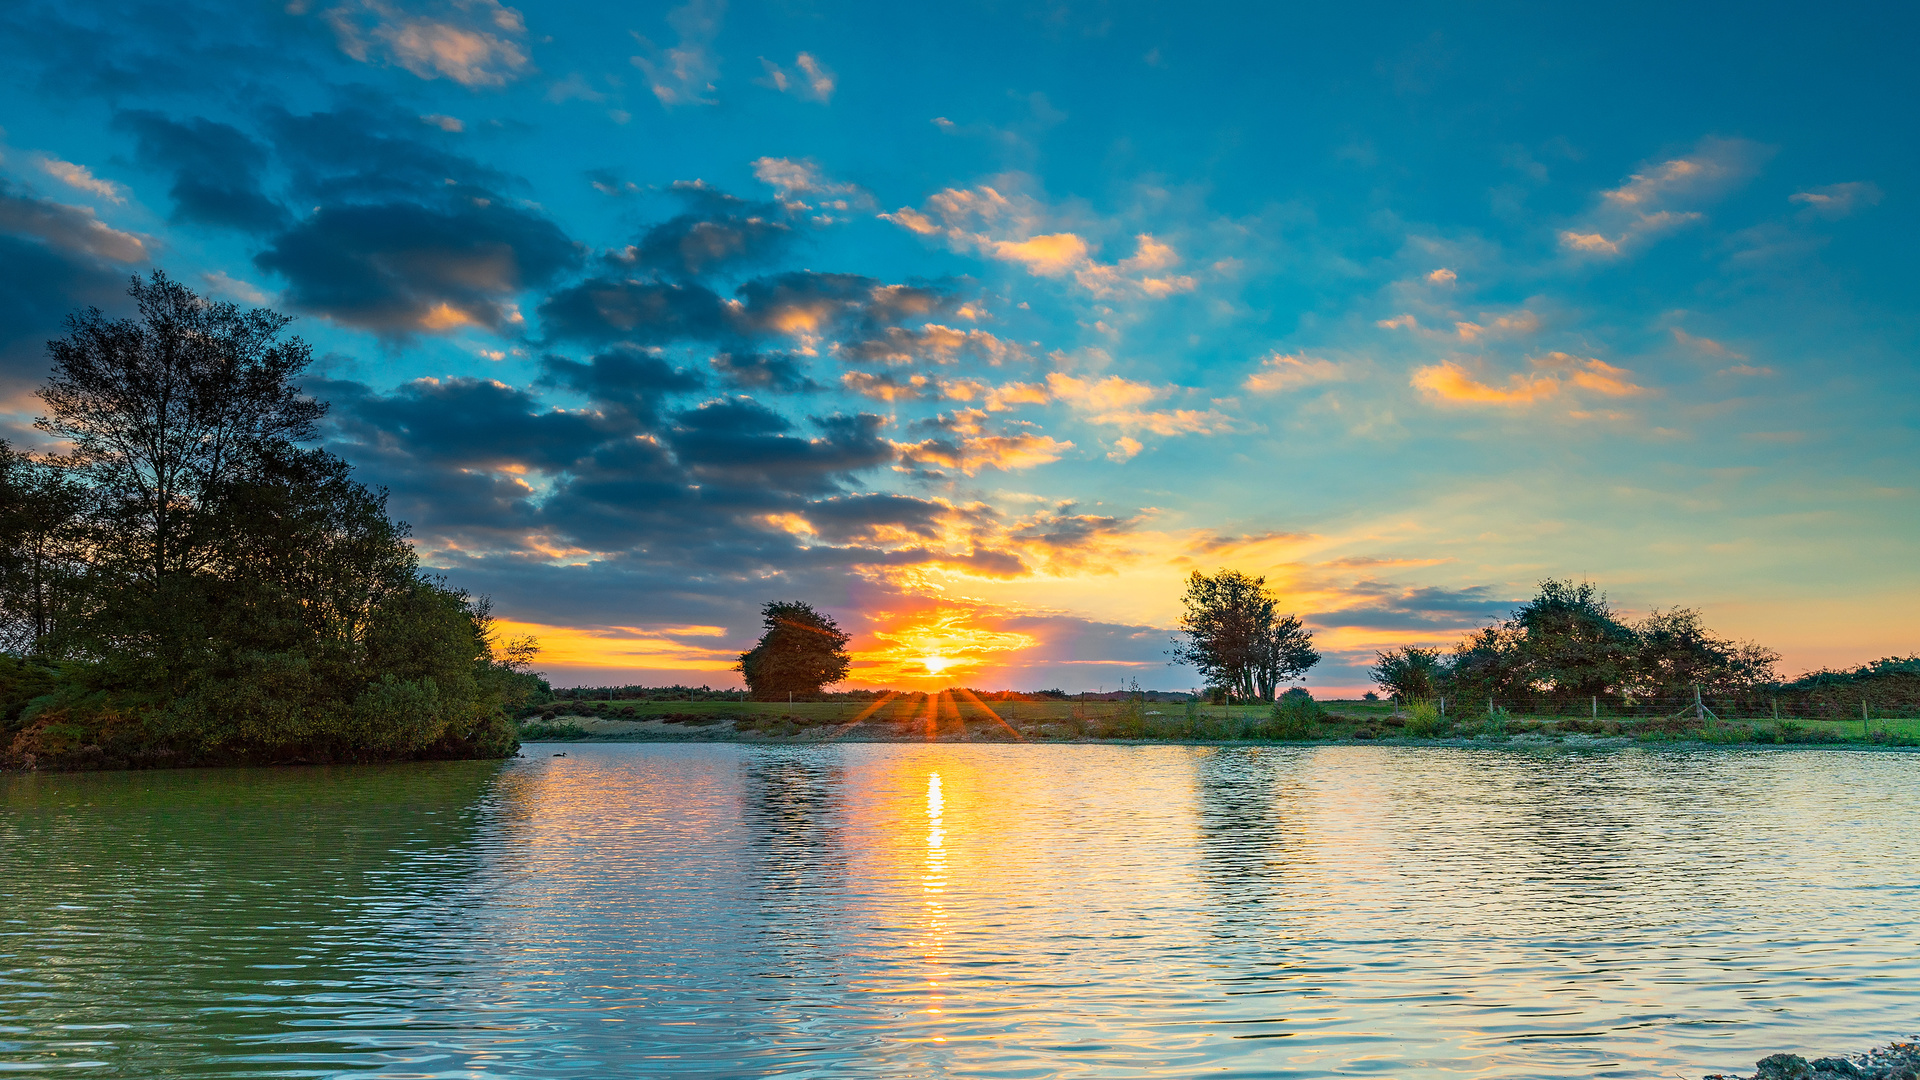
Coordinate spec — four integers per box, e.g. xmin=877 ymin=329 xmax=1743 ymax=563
xmin=3 ymin=743 xmax=1916 ymax=1077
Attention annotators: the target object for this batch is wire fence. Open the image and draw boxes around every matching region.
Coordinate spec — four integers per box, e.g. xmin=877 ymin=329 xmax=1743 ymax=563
xmin=1415 ymin=691 xmax=1917 ymax=723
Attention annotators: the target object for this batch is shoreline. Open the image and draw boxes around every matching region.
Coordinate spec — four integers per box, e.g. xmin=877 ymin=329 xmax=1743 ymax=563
xmin=1709 ymin=1040 xmax=1920 ymax=1080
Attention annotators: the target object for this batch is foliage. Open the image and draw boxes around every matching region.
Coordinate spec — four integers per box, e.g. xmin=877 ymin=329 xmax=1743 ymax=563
xmin=1400 ymin=699 xmax=1448 ymax=738
xmin=2 ymin=274 xmax=531 ymax=770
xmin=1171 ymin=569 xmax=1320 ymax=701
xmin=736 ymin=600 xmax=851 ymax=699
xmin=1371 ymin=646 xmax=1443 ymax=700
xmin=1369 ymin=580 xmax=1787 ymax=708
xmin=1266 ymin=690 xmax=1323 ymax=738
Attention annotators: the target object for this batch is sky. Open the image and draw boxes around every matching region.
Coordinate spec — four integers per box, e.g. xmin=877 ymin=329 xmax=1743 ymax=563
xmin=0 ymin=0 xmax=1914 ymax=694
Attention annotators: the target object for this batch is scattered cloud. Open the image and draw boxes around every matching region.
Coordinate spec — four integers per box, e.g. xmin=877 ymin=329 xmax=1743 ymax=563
xmin=1243 ymin=351 xmax=1344 ymax=393
xmin=1789 ymin=181 xmax=1882 ymax=219
xmin=1426 ymin=267 xmax=1457 ymax=285
xmin=631 ymin=0 xmax=724 ymax=106
xmin=1411 ymin=361 xmax=1559 ymax=406
xmin=200 ymin=270 xmax=271 ymax=304
xmin=113 ymin=111 xmax=287 ymax=233
xmin=1670 ymin=327 xmax=1744 ymax=360
xmin=1045 ymin=372 xmax=1231 ymax=435
xmin=1412 ymin=353 xmax=1647 ymax=406
xmin=758 ymin=51 xmax=834 ymax=103
xmin=894 ymin=430 xmax=1072 ymax=475
xmin=1560 ymin=137 xmax=1768 ymax=258
xmin=749 ymin=156 xmax=870 ymax=218
xmin=421 ymin=113 xmax=464 ymax=132
xmin=324 ymin=0 xmax=532 ymax=88
xmin=36 ymin=157 xmax=126 ymax=203
xmin=882 ymin=184 xmax=1195 ymax=299
xmin=0 ymin=181 xmax=149 ymax=263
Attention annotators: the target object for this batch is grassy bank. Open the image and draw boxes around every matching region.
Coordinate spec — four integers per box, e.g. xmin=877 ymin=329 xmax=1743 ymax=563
xmin=516 ymin=697 xmax=1920 ymax=746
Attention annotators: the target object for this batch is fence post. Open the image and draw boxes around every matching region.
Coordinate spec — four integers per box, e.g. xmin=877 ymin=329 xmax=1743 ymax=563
xmin=1488 ymin=696 xmax=1494 ymax=716
xmin=1440 ymin=697 xmax=1446 ymax=717
xmin=1863 ymin=699 xmax=1870 ymax=739
xmin=1694 ymin=684 xmax=1705 ymax=724
xmin=1592 ymin=695 xmax=1597 ymax=720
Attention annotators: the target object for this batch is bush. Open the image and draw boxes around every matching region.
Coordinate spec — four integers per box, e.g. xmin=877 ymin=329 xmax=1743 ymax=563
xmin=516 ymin=718 xmax=589 ymax=740
xmin=1266 ymin=692 xmax=1323 ymax=739
xmin=1401 ymin=700 xmax=1449 ymax=738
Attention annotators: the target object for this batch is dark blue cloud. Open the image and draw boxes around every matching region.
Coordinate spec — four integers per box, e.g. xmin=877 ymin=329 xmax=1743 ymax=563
xmin=113 ymin=111 xmax=287 ymax=233
xmin=538 ymin=347 xmax=705 ymax=427
xmin=255 ymin=199 xmax=582 ymax=334
xmin=536 ymin=278 xmax=732 ymax=345
xmin=709 ymin=350 xmax=821 ymax=393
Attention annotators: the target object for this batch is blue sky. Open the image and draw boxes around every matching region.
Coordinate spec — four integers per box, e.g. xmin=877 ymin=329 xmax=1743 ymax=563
xmin=1 ymin=0 xmax=1914 ymax=691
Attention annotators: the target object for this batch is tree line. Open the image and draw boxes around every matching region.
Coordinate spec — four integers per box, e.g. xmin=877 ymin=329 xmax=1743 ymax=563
xmin=1 ymin=273 xmax=540 ymax=769
xmin=1368 ymin=579 xmax=1785 ymax=706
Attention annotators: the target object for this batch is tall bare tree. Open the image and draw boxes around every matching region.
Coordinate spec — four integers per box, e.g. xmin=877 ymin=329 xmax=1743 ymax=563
xmin=36 ymin=271 xmax=324 ymax=584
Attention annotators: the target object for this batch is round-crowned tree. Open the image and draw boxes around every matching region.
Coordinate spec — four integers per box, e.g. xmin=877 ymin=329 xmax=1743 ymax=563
xmin=736 ymin=601 xmax=851 ymax=700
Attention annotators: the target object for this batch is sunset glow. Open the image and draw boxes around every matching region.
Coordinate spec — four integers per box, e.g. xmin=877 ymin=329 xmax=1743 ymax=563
xmin=1 ymin=3 xmax=1910 ymax=695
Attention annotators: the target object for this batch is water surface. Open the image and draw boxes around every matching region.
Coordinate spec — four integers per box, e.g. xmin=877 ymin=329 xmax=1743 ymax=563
xmin=3 ymin=744 xmax=1916 ymax=1077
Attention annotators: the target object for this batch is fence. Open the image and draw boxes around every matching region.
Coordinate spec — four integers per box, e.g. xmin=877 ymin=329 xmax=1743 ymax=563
xmin=1414 ymin=688 xmax=1915 ymax=724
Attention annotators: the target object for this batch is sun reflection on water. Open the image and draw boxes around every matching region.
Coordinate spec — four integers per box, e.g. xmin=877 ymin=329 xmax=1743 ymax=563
xmin=920 ymin=771 xmax=949 ymax=1040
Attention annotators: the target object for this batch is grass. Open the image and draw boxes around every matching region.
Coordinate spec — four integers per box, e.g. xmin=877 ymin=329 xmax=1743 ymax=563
xmin=515 ymin=696 xmax=1920 ymax=747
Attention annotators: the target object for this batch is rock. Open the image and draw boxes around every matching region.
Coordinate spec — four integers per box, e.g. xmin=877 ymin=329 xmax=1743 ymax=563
xmin=1755 ymin=1055 xmax=1814 ymax=1080
xmin=1811 ymin=1059 xmax=1864 ymax=1079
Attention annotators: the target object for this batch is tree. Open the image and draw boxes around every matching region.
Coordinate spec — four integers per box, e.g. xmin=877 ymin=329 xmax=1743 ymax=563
xmin=736 ymin=601 xmax=851 ymax=699
xmin=0 ymin=442 xmax=85 ymax=653
xmin=1371 ymin=646 xmax=1444 ymax=701
xmin=1253 ymin=612 xmax=1320 ymax=701
xmin=3 ymin=273 xmax=528 ymax=768
xmin=1509 ymin=579 xmax=1635 ymax=701
xmin=1633 ymin=607 xmax=1778 ymax=696
xmin=37 ymin=271 xmax=323 ymax=585
xmin=1172 ymin=569 xmax=1319 ymax=701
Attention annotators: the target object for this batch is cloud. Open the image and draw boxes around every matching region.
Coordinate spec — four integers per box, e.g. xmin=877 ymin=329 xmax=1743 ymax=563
xmin=1560 ymin=137 xmax=1768 ymax=258
xmin=113 ymin=111 xmax=287 ymax=233
xmin=200 ymin=270 xmax=271 ymax=305
xmin=1790 ymin=181 xmax=1882 ymax=219
xmin=1106 ymin=436 xmax=1143 ymax=462
xmin=1670 ymin=327 xmax=1744 ymax=360
xmin=36 ymin=157 xmax=125 ymax=204
xmin=894 ymin=431 xmax=1072 ymax=475
xmin=1244 ymin=351 xmax=1344 ymax=393
xmin=324 ymin=0 xmax=532 ymax=87
xmin=421 ymin=113 xmax=465 ymax=132
xmin=758 ymin=51 xmax=834 ymax=102
xmin=750 ymin=157 xmax=870 ymax=219
xmin=669 ymin=400 xmax=893 ymax=492
xmin=0 ymin=180 xmax=149 ymax=264
xmin=710 ymin=350 xmax=820 ymax=392
xmin=631 ymin=0 xmax=724 ymax=106
xmin=882 ymin=184 xmax=1195 ymax=298
xmin=1426 ymin=267 xmax=1456 ymax=285
xmin=608 ymin=196 xmax=793 ymax=279
xmin=255 ymin=198 xmax=582 ymax=334
xmin=1410 ymin=361 xmax=1559 ymax=406
xmin=538 ymin=277 xmax=732 ymax=343
xmin=1411 ymin=353 xmax=1647 ymax=406
xmin=1044 ymin=372 xmax=1231 ymax=435
xmin=836 ymin=324 xmax=1020 ymax=367
xmin=538 ymin=346 xmax=705 ymax=427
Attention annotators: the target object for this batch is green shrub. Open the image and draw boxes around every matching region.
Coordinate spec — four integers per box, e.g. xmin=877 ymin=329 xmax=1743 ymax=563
xmin=1401 ymin=700 xmax=1449 ymax=738
xmin=1265 ymin=693 xmax=1324 ymax=739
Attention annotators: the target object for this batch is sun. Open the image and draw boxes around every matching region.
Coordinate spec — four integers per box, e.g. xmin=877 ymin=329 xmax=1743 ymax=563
xmin=920 ymin=654 xmax=954 ymax=675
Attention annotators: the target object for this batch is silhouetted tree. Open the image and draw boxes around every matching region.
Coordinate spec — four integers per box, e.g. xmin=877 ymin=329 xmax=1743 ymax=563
xmin=1370 ymin=645 xmax=1443 ymax=700
xmin=1172 ymin=569 xmax=1319 ymax=701
xmin=736 ymin=601 xmax=851 ymax=699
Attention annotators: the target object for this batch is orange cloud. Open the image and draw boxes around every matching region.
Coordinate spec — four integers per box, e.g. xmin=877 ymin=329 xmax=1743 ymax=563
xmin=894 ymin=432 xmax=1072 ymax=475
xmin=489 ymin=618 xmax=739 ymax=671
xmin=1410 ymin=361 xmax=1559 ymax=405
